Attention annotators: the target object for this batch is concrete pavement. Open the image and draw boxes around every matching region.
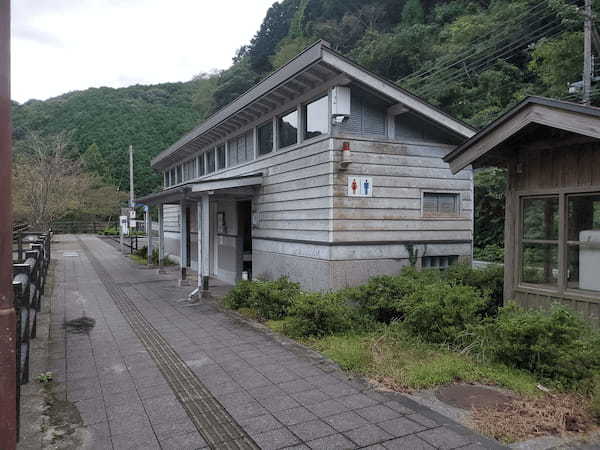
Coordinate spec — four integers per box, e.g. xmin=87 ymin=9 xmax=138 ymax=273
xmin=40 ymin=235 xmax=504 ymax=450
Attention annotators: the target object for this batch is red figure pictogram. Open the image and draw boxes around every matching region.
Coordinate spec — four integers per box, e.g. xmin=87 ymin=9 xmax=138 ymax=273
xmin=351 ymin=178 xmax=358 ymax=194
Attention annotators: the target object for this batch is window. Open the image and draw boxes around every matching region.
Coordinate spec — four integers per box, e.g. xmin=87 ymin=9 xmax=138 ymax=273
xmin=183 ymin=159 xmax=195 ymax=181
xmin=566 ymin=193 xmax=600 ymax=293
xmin=164 ymin=171 xmax=168 ymax=188
xmin=227 ymin=138 xmax=238 ymax=167
xmin=423 ymin=255 xmax=458 ymax=269
xmin=258 ymin=121 xmax=273 ymax=156
xmin=217 ymin=144 xmax=226 ymax=170
xmin=304 ymin=96 xmax=328 ymax=140
xmin=206 ymin=149 xmax=215 ymax=173
xmin=279 ymin=110 xmax=298 ymax=148
xmin=170 ymin=168 xmax=175 ymax=186
xmin=197 ymin=154 xmax=205 ymax=177
xmin=423 ymin=192 xmax=460 ymax=216
xmin=176 ymin=165 xmax=182 ymax=184
xmin=338 ymin=90 xmax=386 ymax=137
xmin=520 ymin=196 xmax=559 ymax=287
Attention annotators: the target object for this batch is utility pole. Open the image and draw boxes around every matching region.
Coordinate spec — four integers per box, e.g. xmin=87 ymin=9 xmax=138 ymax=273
xmin=0 ymin=0 xmax=17 ymax=447
xmin=129 ymin=144 xmax=134 ymax=209
xmin=583 ymin=0 xmax=593 ymax=105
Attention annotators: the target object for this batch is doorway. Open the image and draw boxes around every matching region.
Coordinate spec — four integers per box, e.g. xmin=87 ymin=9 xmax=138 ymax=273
xmin=237 ymin=201 xmax=252 ymax=279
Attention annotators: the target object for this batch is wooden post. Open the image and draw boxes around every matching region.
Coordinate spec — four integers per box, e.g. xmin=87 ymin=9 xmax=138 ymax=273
xmin=145 ymin=206 xmax=153 ymax=266
xmin=179 ymin=200 xmax=188 ymax=284
xmin=0 ymin=0 xmax=17 ymax=445
xmin=158 ymin=204 xmax=165 ymax=272
xmin=201 ymin=193 xmax=210 ymax=293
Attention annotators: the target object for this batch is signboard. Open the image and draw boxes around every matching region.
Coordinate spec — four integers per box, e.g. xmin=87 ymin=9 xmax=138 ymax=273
xmin=129 ymin=220 xmax=137 ymax=228
xmin=119 ymin=216 xmax=129 ymax=235
xmin=347 ymin=176 xmax=373 ymax=197
xmin=129 ymin=209 xmax=136 ymax=219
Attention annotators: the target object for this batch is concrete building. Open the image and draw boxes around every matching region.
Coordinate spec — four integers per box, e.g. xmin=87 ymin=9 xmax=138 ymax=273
xmin=139 ymin=41 xmax=476 ymax=292
xmin=445 ymin=97 xmax=600 ymax=324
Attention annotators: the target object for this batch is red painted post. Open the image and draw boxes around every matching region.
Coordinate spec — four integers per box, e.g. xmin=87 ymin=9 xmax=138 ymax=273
xmin=0 ymin=0 xmax=17 ymax=447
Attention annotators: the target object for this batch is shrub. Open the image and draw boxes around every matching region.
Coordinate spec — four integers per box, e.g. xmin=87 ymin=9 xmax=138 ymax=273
xmin=445 ymin=264 xmax=504 ymax=316
xmin=402 ymin=282 xmax=489 ymax=345
xmin=285 ymin=292 xmax=355 ymax=337
xmin=134 ymin=246 xmax=161 ymax=264
xmin=223 ymin=277 xmax=300 ymax=320
xmin=343 ymin=275 xmax=422 ymax=323
xmin=100 ymin=226 xmax=118 ymax=235
xmin=474 ymin=244 xmax=504 ymax=263
xmin=478 ymin=303 xmax=600 ymax=388
xmin=223 ymin=280 xmax=256 ymax=310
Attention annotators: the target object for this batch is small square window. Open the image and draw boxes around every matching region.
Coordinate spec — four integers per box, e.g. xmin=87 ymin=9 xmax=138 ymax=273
xmin=258 ymin=122 xmax=273 ymax=156
xmin=304 ymin=96 xmax=328 ymax=140
xmin=197 ymin=154 xmax=205 ymax=176
xmin=206 ymin=149 xmax=216 ymax=173
xmin=423 ymin=255 xmax=458 ymax=269
xmin=279 ymin=110 xmax=298 ymax=148
xmin=217 ymin=144 xmax=226 ymax=170
xmin=423 ymin=192 xmax=459 ymax=216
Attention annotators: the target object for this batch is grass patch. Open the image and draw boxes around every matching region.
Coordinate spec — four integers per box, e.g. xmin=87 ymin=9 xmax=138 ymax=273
xmin=128 ymin=253 xmax=146 ymax=265
xmin=294 ymin=324 xmax=540 ymax=396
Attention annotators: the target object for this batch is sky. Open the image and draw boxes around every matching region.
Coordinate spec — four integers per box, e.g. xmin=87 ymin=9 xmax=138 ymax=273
xmin=11 ymin=0 xmax=275 ymax=103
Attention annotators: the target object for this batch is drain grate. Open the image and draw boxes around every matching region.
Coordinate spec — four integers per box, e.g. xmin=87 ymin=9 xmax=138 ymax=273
xmin=77 ymin=238 xmax=258 ymax=449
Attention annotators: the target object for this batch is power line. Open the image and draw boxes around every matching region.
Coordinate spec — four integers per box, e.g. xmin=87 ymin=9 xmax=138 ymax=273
xmin=400 ymin=1 xmax=555 ymax=84
xmin=409 ymin=16 xmax=562 ymax=96
xmin=417 ymin=22 xmax=565 ymax=96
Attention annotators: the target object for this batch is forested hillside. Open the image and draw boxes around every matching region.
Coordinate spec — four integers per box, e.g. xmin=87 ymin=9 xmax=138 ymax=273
xmin=12 ymin=0 xmax=596 ymax=208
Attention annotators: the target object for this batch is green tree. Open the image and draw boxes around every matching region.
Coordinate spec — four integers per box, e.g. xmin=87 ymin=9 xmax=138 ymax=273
xmin=402 ymin=0 xmax=425 ymax=26
xmin=474 ymin=168 xmax=507 ymax=250
xmin=529 ymin=32 xmax=583 ymax=96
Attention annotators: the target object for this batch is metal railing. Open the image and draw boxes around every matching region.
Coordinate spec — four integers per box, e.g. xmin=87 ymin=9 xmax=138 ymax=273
xmin=50 ymin=221 xmax=117 ymax=234
xmin=11 ymin=230 xmax=51 ymax=441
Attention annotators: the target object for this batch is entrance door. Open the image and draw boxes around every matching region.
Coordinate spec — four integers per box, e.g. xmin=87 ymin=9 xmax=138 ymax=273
xmin=237 ymin=201 xmax=252 ymax=279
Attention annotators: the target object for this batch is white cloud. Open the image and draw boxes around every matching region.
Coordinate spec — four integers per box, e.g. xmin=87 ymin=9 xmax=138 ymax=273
xmin=11 ymin=0 xmax=275 ymax=103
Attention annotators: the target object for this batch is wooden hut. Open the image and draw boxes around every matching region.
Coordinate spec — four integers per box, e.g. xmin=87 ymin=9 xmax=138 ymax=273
xmin=445 ymin=97 xmax=600 ymax=323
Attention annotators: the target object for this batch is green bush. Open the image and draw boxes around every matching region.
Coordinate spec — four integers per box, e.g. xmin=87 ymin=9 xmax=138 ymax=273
xmin=285 ymin=292 xmax=355 ymax=337
xmin=477 ymin=303 xmax=600 ymax=388
xmin=134 ymin=246 xmax=161 ymax=265
xmin=445 ymin=264 xmax=504 ymax=316
xmin=100 ymin=226 xmax=118 ymax=235
xmin=474 ymin=244 xmax=504 ymax=263
xmin=402 ymin=282 xmax=489 ymax=345
xmin=343 ymin=274 xmax=422 ymax=323
xmin=223 ymin=277 xmax=300 ymax=320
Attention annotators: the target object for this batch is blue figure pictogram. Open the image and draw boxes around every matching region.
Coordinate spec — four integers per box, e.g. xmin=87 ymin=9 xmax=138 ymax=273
xmin=363 ymin=178 xmax=370 ymax=196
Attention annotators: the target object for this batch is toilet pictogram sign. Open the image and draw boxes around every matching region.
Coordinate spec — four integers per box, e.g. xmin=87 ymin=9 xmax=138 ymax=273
xmin=347 ymin=176 xmax=373 ymax=197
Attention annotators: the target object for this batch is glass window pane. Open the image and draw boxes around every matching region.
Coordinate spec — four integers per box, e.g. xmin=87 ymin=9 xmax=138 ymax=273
xmin=170 ymin=168 xmax=175 ymax=185
xmin=567 ymin=193 xmax=600 ymax=292
xmin=522 ymin=197 xmax=559 ymax=240
xmin=217 ymin=145 xmax=226 ymax=170
xmin=246 ymin=130 xmax=255 ymax=161
xmin=279 ymin=110 xmax=298 ymax=148
xmin=206 ymin=149 xmax=215 ymax=173
xmin=198 ymin=155 xmax=205 ymax=176
xmin=227 ymin=139 xmax=237 ymax=167
xmin=304 ymin=96 xmax=328 ymax=140
xmin=521 ymin=243 xmax=559 ymax=286
xmin=176 ymin=165 xmax=182 ymax=184
xmin=258 ymin=122 xmax=273 ymax=156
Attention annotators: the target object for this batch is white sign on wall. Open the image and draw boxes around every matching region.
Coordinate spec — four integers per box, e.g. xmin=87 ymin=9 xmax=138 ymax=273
xmin=347 ymin=176 xmax=373 ymax=197
xmin=120 ymin=216 xmax=129 ymax=235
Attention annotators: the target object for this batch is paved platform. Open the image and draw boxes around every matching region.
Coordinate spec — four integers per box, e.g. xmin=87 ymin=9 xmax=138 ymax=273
xmin=45 ymin=235 xmax=505 ymax=450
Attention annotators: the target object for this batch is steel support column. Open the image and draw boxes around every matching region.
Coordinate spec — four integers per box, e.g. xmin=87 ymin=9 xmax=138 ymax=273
xmin=158 ymin=204 xmax=165 ymax=273
xmin=179 ymin=200 xmax=188 ymax=283
xmin=0 ymin=0 xmax=17 ymax=446
xmin=201 ymin=194 xmax=210 ymax=292
xmin=145 ymin=206 xmax=153 ymax=266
